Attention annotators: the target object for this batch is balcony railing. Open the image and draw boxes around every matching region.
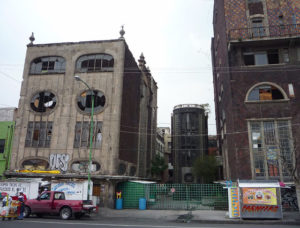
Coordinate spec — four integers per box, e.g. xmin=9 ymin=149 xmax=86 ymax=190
xmin=228 ymin=24 xmax=300 ymax=41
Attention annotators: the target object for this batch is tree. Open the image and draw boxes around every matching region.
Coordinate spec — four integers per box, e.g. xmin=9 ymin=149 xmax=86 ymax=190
xmin=151 ymin=154 xmax=168 ymax=179
xmin=192 ymin=155 xmax=218 ymax=183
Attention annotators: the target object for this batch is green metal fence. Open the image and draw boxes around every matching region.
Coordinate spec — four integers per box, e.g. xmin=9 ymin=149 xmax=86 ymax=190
xmin=116 ymin=182 xmax=228 ymax=210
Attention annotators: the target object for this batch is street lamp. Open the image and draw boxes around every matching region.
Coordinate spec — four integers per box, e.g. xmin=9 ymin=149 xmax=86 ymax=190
xmin=74 ymin=75 xmax=94 ymax=201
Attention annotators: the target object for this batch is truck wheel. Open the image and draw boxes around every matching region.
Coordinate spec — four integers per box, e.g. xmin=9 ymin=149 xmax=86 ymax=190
xmin=60 ymin=207 xmax=72 ymax=220
xmin=24 ymin=206 xmax=31 ymax=218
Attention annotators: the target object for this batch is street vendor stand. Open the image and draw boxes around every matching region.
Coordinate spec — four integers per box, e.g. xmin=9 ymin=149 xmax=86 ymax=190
xmin=238 ymin=180 xmax=282 ymax=219
xmin=0 ymin=199 xmax=19 ymax=220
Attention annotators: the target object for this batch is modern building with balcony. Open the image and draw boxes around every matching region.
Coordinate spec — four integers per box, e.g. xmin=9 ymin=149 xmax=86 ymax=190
xmin=211 ymin=0 xmax=300 ymax=182
xmin=171 ymin=104 xmax=208 ymax=183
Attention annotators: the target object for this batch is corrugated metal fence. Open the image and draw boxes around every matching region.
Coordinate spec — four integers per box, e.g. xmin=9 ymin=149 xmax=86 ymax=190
xmin=116 ymin=182 xmax=228 ymax=210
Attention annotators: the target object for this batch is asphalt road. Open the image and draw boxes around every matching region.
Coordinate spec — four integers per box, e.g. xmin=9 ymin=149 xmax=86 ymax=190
xmin=0 ymin=217 xmax=299 ymax=228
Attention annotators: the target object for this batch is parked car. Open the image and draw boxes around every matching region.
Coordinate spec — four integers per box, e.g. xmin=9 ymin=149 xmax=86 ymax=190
xmin=24 ymin=191 xmax=96 ymax=220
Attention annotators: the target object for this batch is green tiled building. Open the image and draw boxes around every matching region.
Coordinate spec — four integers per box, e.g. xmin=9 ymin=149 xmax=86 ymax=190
xmin=0 ymin=108 xmax=15 ymax=179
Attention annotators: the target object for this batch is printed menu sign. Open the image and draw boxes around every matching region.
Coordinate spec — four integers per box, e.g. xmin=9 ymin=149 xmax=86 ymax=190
xmin=242 ymin=188 xmax=277 ymax=205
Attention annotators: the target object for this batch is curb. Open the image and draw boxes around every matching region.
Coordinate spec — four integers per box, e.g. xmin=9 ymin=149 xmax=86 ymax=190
xmin=192 ymin=219 xmax=300 ymax=225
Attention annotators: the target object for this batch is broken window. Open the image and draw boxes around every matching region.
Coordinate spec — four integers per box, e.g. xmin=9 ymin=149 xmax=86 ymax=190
xmin=76 ymin=54 xmax=114 ymax=73
xmin=22 ymin=159 xmax=49 ymax=170
xmin=25 ymin=121 xmax=53 ymax=148
xmin=71 ymin=161 xmax=100 ymax=173
xmin=0 ymin=139 xmax=5 ymax=153
xmin=243 ymin=50 xmax=279 ymax=65
xmin=248 ymin=84 xmax=284 ymax=101
xmin=73 ymin=121 xmax=103 ymax=149
xmin=249 ymin=120 xmax=293 ymax=178
xmin=30 ymin=56 xmax=66 ymax=74
xmin=77 ymin=90 xmax=106 ymax=114
xmin=30 ymin=91 xmax=57 ymax=113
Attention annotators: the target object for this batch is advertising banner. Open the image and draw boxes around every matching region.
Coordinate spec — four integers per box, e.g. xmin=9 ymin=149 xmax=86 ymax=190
xmin=228 ymin=187 xmax=240 ymax=218
xmin=242 ymin=188 xmax=277 ymax=205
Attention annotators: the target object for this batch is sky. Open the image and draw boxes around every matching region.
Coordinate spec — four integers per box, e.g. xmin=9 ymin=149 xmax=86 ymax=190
xmin=0 ymin=0 xmax=216 ymax=134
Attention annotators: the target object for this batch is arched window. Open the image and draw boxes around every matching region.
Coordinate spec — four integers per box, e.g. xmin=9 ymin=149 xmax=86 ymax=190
xmin=247 ymin=83 xmax=286 ymax=101
xmin=76 ymin=54 xmax=114 ymax=73
xmin=30 ymin=56 xmax=66 ymax=74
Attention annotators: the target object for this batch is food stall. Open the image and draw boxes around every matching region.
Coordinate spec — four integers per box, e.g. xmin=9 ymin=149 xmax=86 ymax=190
xmin=238 ymin=180 xmax=282 ymax=219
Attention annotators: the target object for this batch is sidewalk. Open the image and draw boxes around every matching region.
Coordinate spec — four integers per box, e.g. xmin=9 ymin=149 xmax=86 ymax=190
xmin=97 ymin=208 xmax=300 ymax=225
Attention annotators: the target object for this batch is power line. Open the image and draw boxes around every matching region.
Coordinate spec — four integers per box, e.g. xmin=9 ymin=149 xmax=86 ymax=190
xmin=0 ymin=71 xmax=22 ymax=83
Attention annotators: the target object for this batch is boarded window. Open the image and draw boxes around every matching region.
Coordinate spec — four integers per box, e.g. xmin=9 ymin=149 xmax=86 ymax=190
xmin=0 ymin=139 xmax=5 ymax=153
xmin=73 ymin=121 xmax=103 ymax=149
xmin=248 ymin=84 xmax=284 ymax=101
xmin=25 ymin=121 xmax=52 ymax=148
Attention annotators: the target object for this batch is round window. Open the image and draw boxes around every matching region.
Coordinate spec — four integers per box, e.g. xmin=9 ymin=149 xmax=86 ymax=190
xmin=77 ymin=90 xmax=106 ymax=114
xmin=30 ymin=91 xmax=57 ymax=113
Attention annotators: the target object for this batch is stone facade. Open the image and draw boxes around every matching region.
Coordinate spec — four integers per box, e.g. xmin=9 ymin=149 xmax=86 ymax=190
xmin=8 ymin=37 xmax=157 ymax=207
xmin=212 ymin=0 xmax=300 ymax=181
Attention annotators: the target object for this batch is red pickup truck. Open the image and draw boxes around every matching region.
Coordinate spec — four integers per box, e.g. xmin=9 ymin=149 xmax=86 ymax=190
xmin=24 ymin=191 xmax=96 ymax=220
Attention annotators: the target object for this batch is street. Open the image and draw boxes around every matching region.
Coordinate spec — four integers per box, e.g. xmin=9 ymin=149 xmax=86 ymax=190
xmin=0 ymin=217 xmax=299 ymax=228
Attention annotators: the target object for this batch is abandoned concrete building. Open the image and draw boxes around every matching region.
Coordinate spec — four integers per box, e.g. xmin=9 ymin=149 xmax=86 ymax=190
xmin=6 ymin=30 xmax=157 ymax=207
xmin=171 ymin=104 xmax=208 ymax=183
xmin=212 ymin=0 xmax=300 ymax=182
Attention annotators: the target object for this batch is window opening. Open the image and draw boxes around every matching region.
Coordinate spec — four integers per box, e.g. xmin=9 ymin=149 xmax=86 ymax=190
xmin=251 ymin=18 xmax=265 ymax=37
xmin=40 ymin=193 xmax=50 ymax=200
xmin=30 ymin=91 xmax=57 ymax=113
xmin=0 ymin=139 xmax=5 ymax=153
xmin=30 ymin=56 xmax=65 ymax=74
xmin=73 ymin=121 xmax=103 ymax=149
xmin=77 ymin=90 xmax=106 ymax=114
xmin=244 ymin=50 xmax=279 ymax=65
xmin=250 ymin=120 xmax=293 ymax=179
xmin=76 ymin=54 xmax=114 ymax=73
xmin=25 ymin=121 xmax=53 ymax=148
xmin=282 ymin=49 xmax=289 ymax=63
xmin=248 ymin=0 xmax=264 ymax=15
xmin=248 ymin=84 xmax=284 ymax=101
xmin=22 ymin=159 xmax=49 ymax=170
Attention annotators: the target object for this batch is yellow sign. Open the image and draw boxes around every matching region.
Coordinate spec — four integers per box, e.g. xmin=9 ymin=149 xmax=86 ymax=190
xmin=16 ymin=170 xmax=61 ymax=174
xmin=243 ymin=188 xmax=277 ymax=205
xmin=229 ymin=187 xmax=240 ymax=218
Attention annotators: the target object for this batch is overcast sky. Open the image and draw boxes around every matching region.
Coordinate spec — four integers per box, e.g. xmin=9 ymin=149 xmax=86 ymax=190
xmin=0 ymin=0 xmax=216 ymax=134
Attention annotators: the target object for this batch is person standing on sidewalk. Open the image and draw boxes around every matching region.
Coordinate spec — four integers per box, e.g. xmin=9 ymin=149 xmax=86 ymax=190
xmin=17 ymin=191 xmax=27 ymax=220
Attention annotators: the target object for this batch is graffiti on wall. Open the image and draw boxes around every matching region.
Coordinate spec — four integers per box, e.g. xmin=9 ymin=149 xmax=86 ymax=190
xmin=49 ymin=154 xmax=70 ymax=172
xmin=281 ymin=187 xmax=299 ymax=211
